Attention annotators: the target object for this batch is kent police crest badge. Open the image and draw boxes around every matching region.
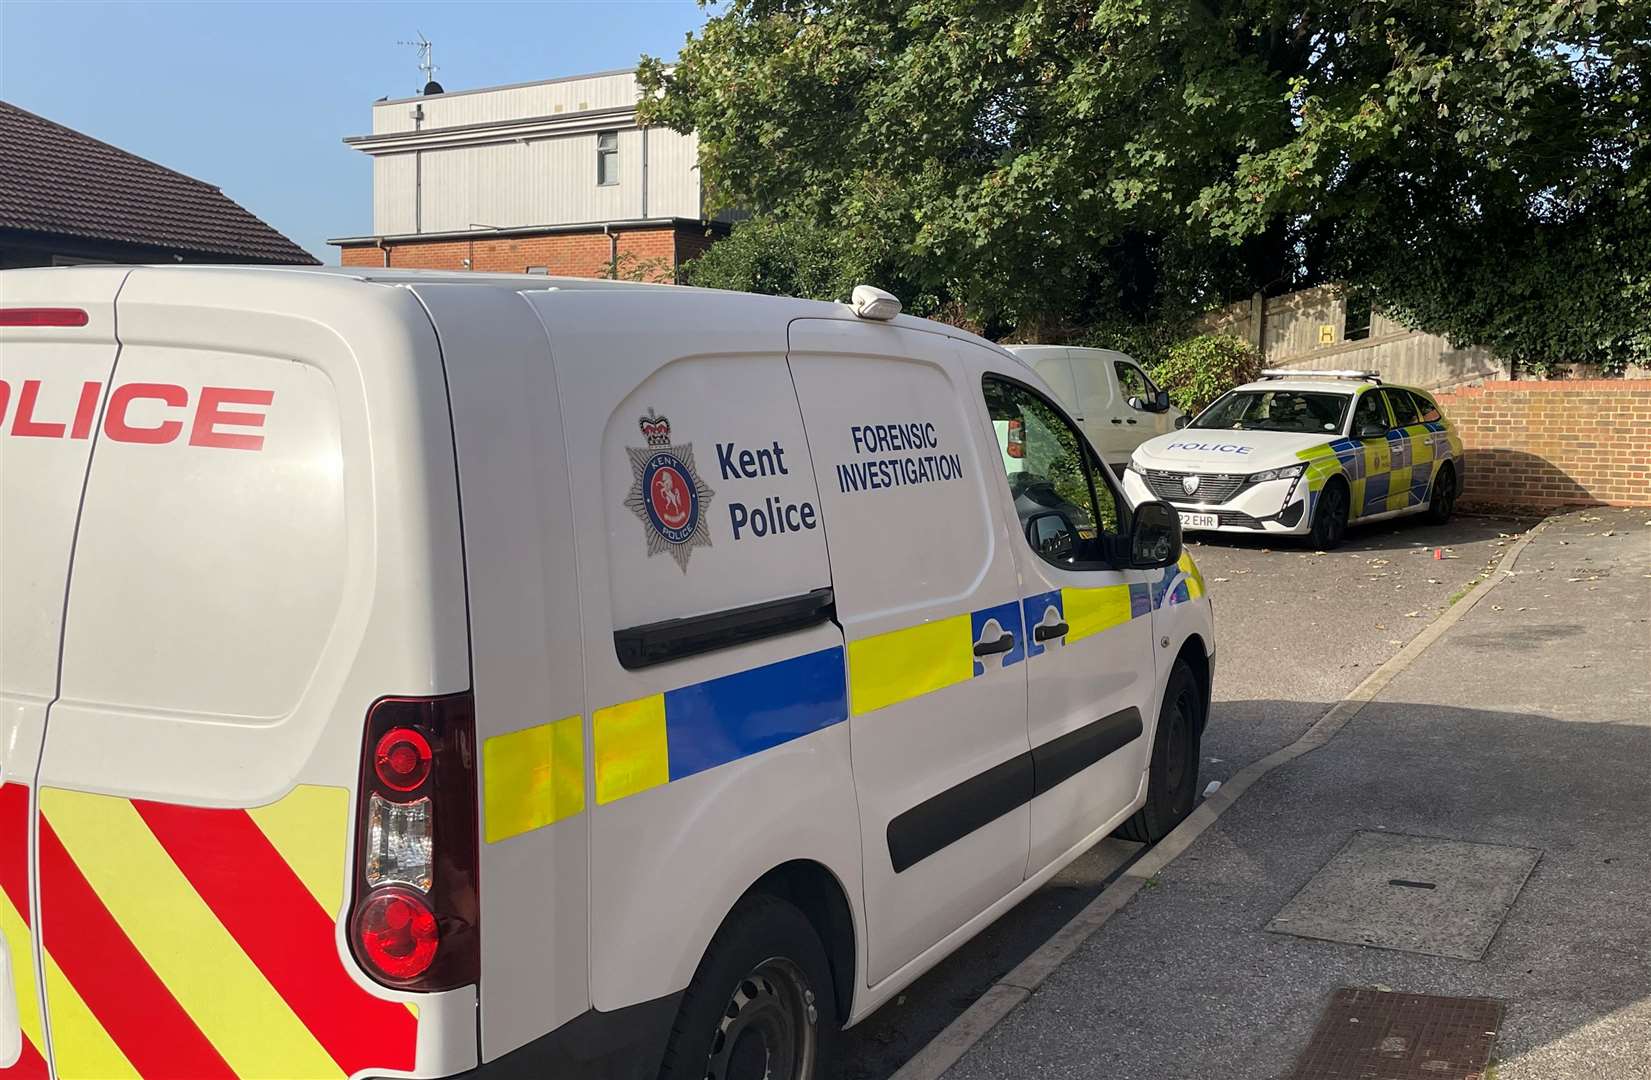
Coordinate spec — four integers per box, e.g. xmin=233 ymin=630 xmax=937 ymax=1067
xmin=624 ymin=408 xmax=715 ymax=571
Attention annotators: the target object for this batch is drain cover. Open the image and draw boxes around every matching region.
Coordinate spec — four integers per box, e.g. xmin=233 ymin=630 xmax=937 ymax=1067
xmin=1267 ymin=832 xmax=1540 ymax=960
xmin=1290 ymin=988 xmax=1504 ymax=1080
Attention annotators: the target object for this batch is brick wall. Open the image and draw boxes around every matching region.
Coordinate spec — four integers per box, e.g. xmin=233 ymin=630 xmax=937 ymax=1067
xmin=1433 ymin=380 xmax=1651 ymax=509
xmin=337 ymin=223 xmax=714 ymax=282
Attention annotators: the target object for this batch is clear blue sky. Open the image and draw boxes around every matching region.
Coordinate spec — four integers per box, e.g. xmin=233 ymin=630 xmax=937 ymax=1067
xmin=0 ymin=1 xmax=713 ymax=263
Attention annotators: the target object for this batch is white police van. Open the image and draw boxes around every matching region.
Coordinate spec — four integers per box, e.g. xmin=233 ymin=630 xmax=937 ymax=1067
xmin=0 ymin=267 xmax=1213 ymax=1080
xmin=1123 ymin=370 xmax=1463 ymax=549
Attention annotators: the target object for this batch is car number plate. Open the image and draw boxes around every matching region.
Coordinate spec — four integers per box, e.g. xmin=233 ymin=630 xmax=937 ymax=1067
xmin=1178 ymin=512 xmax=1218 ymax=530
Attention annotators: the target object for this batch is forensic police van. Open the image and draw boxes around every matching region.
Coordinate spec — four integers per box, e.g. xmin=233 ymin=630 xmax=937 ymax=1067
xmin=0 ymin=267 xmax=1213 ymax=1080
xmin=1123 ymin=370 xmax=1463 ymax=549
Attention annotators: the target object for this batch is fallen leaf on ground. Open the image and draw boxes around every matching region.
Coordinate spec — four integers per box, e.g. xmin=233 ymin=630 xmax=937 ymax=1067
xmin=1404 ymin=611 xmax=1421 ymax=617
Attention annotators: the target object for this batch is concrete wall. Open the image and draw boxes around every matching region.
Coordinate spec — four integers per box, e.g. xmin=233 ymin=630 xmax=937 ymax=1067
xmin=1432 ymin=381 xmax=1651 ymax=510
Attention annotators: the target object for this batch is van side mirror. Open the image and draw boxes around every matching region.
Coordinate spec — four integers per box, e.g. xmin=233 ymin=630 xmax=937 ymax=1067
xmin=1129 ymin=501 xmax=1182 ymax=569
xmin=1025 ymin=511 xmax=1077 ymax=561
xmin=1154 ymin=389 xmax=1171 ymax=412
xmin=1174 ymin=414 xmax=1191 ymax=429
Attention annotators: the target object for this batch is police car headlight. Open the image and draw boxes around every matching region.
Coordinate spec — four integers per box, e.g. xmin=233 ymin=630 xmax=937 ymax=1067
xmin=1248 ymin=464 xmax=1306 ymax=484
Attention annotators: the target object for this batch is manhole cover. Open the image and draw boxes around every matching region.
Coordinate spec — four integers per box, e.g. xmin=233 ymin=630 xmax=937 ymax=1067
xmin=1267 ymin=832 xmax=1540 ymax=960
xmin=1290 ymin=988 xmax=1504 ymax=1080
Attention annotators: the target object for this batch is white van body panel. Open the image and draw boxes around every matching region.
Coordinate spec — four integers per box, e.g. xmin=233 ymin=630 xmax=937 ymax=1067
xmin=2 ymin=267 xmax=1215 ymax=1079
xmin=526 ymin=289 xmax=863 ymax=1017
xmin=1005 ymin=344 xmax=1185 ymax=467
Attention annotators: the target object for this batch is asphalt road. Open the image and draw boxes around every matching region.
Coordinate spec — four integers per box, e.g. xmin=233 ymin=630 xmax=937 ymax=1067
xmin=834 ymin=510 xmax=1538 ymax=1079
xmin=945 ymin=507 xmax=1651 ymax=1079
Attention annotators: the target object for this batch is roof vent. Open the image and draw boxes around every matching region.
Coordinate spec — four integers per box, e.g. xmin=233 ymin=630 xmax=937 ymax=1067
xmin=850 ymin=285 xmax=901 ymax=321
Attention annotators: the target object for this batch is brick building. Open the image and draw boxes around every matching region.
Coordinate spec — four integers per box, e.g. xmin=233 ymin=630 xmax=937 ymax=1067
xmin=329 ymin=70 xmax=726 ymax=279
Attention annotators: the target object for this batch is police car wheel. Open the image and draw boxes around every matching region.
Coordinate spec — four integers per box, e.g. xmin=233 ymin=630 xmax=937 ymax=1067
xmin=660 ymin=894 xmax=837 ymax=1080
xmin=1117 ymin=660 xmax=1202 ymax=844
xmin=1426 ymin=464 xmax=1457 ymax=524
xmin=1309 ymin=480 xmax=1350 ymax=550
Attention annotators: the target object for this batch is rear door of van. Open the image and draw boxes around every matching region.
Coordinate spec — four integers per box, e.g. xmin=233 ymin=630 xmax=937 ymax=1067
xmin=12 ymin=268 xmax=473 ymax=1080
xmin=1 ymin=268 xmax=131 ymax=1077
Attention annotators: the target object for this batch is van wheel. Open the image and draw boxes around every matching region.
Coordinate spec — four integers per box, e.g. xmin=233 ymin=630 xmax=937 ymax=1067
xmin=659 ymin=894 xmax=838 ymax=1080
xmin=1308 ymin=480 xmax=1350 ymax=550
xmin=1117 ymin=660 xmax=1202 ymax=844
xmin=1426 ymin=464 xmax=1457 ymax=524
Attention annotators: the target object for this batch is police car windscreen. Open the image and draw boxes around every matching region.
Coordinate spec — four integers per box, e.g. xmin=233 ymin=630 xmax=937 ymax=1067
xmin=1192 ymin=390 xmax=1349 ymax=433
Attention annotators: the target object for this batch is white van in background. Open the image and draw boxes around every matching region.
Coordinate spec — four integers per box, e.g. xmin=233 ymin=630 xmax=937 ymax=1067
xmin=1006 ymin=345 xmax=1187 ymax=471
xmin=0 ymin=268 xmax=1213 ymax=1080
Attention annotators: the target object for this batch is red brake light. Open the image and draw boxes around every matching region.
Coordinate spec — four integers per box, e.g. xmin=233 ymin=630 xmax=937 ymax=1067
xmin=1007 ymin=418 xmax=1025 ymax=458
xmin=350 ymin=693 xmax=478 ymax=991
xmin=374 ymin=727 xmax=433 ymax=792
xmin=356 ymin=889 xmax=440 ymax=980
xmin=0 ymin=308 xmax=90 ymax=327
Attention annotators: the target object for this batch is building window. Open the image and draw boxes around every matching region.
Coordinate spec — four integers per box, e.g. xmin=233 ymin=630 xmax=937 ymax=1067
xmin=1343 ymin=292 xmax=1373 ymax=341
xmin=596 ymin=131 xmax=619 ymax=186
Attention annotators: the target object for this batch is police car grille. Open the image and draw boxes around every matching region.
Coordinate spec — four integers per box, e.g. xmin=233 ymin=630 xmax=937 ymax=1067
xmin=1144 ymin=470 xmax=1246 ymax=505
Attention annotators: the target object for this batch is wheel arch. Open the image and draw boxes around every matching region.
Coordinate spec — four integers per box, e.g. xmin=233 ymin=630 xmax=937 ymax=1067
xmin=1173 ymin=633 xmax=1213 ymax=733
xmin=746 ymin=859 xmax=858 ymax=1023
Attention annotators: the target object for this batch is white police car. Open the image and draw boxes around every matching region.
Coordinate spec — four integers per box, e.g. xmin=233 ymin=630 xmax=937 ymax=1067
xmin=1122 ymin=371 xmax=1464 ymax=549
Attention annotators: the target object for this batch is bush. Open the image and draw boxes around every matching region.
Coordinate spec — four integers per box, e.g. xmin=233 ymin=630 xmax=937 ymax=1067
xmin=1149 ymin=334 xmax=1260 ymax=415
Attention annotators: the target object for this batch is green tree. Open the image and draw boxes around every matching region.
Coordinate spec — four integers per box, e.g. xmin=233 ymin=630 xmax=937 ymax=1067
xmin=643 ymin=1 xmax=1650 ymax=370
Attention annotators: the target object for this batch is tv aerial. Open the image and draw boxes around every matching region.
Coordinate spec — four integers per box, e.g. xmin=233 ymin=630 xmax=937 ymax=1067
xmin=398 ymin=33 xmax=443 ymax=96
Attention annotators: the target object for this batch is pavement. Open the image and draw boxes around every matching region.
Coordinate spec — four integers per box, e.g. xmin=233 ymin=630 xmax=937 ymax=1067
xmin=939 ymin=506 xmax=1651 ymax=1079
xmin=836 ymin=510 xmax=1541 ymax=1078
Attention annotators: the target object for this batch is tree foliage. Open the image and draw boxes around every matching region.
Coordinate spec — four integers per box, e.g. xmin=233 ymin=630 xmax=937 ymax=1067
xmin=1148 ymin=333 xmax=1262 ymax=413
xmin=641 ymin=0 xmax=1651 ymax=371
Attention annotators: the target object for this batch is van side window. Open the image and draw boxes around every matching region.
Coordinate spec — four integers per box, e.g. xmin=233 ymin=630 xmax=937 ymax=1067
xmin=1114 ymin=361 xmax=1154 ymax=407
xmin=983 ymin=377 xmax=1121 ymax=567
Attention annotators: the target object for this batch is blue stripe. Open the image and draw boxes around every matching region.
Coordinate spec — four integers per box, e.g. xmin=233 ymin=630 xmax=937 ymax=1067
xmin=1150 ymin=564 xmax=1178 ymax=607
xmin=1129 ymin=582 xmax=1153 ymax=618
xmin=1021 ymin=590 xmax=1062 ymax=658
xmin=1330 ymin=438 xmax=1360 ymax=453
xmin=971 ymin=600 xmax=1025 ymax=674
xmin=1363 ymin=470 xmax=1390 ymax=514
xmin=1384 ymin=428 xmax=1407 ymax=443
xmin=663 ymin=646 xmax=847 ymax=781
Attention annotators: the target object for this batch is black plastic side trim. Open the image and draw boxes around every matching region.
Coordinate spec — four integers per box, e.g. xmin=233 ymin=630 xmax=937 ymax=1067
xmin=887 ymin=753 xmax=1034 ymax=874
xmin=424 ymin=990 xmax=683 ymax=1080
xmin=886 ymin=707 xmax=1145 ymax=874
xmin=1030 ymin=708 xmax=1143 ymax=796
xmin=614 ymin=587 xmax=835 ymax=670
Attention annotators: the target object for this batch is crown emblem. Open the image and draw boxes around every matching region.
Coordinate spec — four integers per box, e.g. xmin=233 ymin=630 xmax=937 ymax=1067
xmin=639 ymin=409 xmax=672 ymax=448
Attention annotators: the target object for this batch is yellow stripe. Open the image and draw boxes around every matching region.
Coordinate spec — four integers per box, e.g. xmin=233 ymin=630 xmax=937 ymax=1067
xmin=484 ymin=714 xmax=585 ymax=841
xmin=1388 ymin=465 xmax=1413 ymax=511
xmin=1177 ymin=553 xmax=1206 ymax=600
xmin=847 ymin=613 xmax=973 ymax=716
xmin=40 ymin=789 xmax=345 ymax=1080
xmin=0 ymin=886 xmax=48 ymax=1070
xmin=246 ymin=784 xmax=350 ymax=917
xmin=41 ymin=947 xmax=141 ymax=1080
xmin=1062 ymin=584 xmax=1134 ymax=643
xmin=593 ymin=694 xmax=669 ymax=805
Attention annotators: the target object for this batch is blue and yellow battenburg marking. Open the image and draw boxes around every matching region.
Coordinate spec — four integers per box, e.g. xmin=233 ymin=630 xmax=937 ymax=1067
xmin=594 ymin=647 xmax=848 ymax=804
xmin=1296 ymin=422 xmax=1458 ymax=519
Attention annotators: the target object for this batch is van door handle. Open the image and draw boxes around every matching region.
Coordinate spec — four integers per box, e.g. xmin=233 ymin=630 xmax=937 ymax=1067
xmin=1110 ymin=418 xmax=1123 ymax=424
xmin=1126 ymin=418 xmax=1138 ymax=424
xmin=1034 ymin=621 xmax=1070 ymax=642
xmin=973 ymin=633 xmax=1015 ymax=657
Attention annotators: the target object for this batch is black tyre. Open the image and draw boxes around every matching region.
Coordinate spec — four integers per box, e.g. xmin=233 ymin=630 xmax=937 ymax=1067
xmin=658 ymin=894 xmax=838 ymax=1080
xmin=1118 ymin=659 xmax=1203 ymax=844
xmin=1425 ymin=463 xmax=1457 ymax=525
xmin=1308 ymin=479 xmax=1350 ymax=550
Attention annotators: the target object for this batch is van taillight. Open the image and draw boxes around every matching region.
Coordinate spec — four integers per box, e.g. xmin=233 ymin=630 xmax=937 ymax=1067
xmin=350 ymin=693 xmax=478 ymax=990
xmin=0 ymin=307 xmax=89 ymax=327
xmin=1007 ymin=418 xmax=1025 ymax=458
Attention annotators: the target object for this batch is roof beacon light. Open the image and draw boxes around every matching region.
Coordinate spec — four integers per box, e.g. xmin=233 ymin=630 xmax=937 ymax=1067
xmin=1259 ymin=369 xmax=1381 ymax=384
xmin=850 ymin=285 xmax=901 ymax=321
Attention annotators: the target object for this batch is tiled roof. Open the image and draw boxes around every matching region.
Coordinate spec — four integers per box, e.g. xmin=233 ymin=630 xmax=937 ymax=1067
xmin=0 ymin=100 xmax=318 ymax=265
